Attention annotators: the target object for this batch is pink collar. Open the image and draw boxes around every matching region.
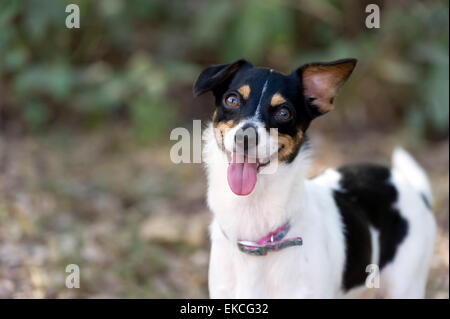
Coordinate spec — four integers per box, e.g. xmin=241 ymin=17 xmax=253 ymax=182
xmin=223 ymin=223 xmax=303 ymax=256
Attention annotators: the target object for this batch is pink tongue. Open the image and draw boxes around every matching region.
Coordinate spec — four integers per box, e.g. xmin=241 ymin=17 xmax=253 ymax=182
xmin=227 ymin=152 xmax=258 ymax=196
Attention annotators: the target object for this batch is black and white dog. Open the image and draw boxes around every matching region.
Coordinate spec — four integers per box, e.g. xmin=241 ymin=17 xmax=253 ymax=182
xmin=193 ymin=59 xmax=436 ymax=298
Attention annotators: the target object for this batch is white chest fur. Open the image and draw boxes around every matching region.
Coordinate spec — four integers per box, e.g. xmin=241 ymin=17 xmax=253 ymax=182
xmin=203 ymin=125 xmax=346 ymax=298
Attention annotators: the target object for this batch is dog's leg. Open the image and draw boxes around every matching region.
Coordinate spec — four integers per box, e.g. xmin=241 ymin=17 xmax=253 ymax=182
xmin=380 ymin=227 xmax=435 ymax=299
xmin=208 ymin=236 xmax=236 ymax=298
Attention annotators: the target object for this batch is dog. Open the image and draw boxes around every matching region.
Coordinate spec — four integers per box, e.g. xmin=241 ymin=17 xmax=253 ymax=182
xmin=193 ymin=58 xmax=436 ymax=298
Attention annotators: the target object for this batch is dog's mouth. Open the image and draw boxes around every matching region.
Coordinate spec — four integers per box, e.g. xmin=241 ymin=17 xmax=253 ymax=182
xmin=225 ymin=150 xmax=275 ymax=196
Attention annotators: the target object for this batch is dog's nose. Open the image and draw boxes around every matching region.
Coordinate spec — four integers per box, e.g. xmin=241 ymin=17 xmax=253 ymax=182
xmin=235 ymin=123 xmax=259 ymax=151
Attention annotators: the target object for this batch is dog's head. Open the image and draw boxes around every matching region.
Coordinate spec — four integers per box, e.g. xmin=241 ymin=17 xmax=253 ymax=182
xmin=194 ymin=58 xmax=356 ymax=196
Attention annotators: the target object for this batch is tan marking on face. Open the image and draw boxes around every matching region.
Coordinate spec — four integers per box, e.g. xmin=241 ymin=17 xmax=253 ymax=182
xmin=270 ymin=93 xmax=286 ymax=106
xmin=213 ymin=120 xmax=237 ymax=151
xmin=237 ymin=85 xmax=251 ymax=100
xmin=277 ymin=130 xmax=303 ymax=162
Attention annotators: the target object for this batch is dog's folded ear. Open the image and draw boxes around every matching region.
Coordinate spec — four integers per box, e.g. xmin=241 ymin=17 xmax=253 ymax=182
xmin=193 ymin=59 xmax=253 ymax=97
xmin=295 ymin=58 xmax=357 ymax=118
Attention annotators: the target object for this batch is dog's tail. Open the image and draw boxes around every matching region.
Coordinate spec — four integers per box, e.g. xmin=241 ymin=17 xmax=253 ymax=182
xmin=392 ymin=147 xmax=433 ymax=207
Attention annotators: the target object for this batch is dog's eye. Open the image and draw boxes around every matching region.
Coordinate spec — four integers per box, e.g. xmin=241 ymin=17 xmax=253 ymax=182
xmin=275 ymin=107 xmax=292 ymax=121
xmin=224 ymin=94 xmax=240 ymax=108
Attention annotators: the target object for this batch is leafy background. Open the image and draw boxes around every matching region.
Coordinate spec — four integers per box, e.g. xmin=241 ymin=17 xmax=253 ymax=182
xmin=0 ymin=0 xmax=448 ymax=298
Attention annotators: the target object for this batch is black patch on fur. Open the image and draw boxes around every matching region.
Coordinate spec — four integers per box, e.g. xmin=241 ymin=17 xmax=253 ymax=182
xmin=332 ymin=164 xmax=408 ymax=291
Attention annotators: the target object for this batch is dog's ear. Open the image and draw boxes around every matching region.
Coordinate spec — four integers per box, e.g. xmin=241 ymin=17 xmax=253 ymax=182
xmin=193 ymin=59 xmax=253 ymax=97
xmin=295 ymin=58 xmax=357 ymax=118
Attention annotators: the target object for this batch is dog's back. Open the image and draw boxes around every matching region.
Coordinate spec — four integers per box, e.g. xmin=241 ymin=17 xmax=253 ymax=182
xmin=311 ymin=148 xmax=436 ymax=298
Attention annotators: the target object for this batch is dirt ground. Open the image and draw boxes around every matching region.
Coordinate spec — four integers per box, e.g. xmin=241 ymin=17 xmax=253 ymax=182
xmin=0 ymin=125 xmax=448 ymax=298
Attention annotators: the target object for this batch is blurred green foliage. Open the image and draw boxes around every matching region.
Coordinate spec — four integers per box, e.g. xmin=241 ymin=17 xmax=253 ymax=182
xmin=0 ymin=0 xmax=448 ymax=141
